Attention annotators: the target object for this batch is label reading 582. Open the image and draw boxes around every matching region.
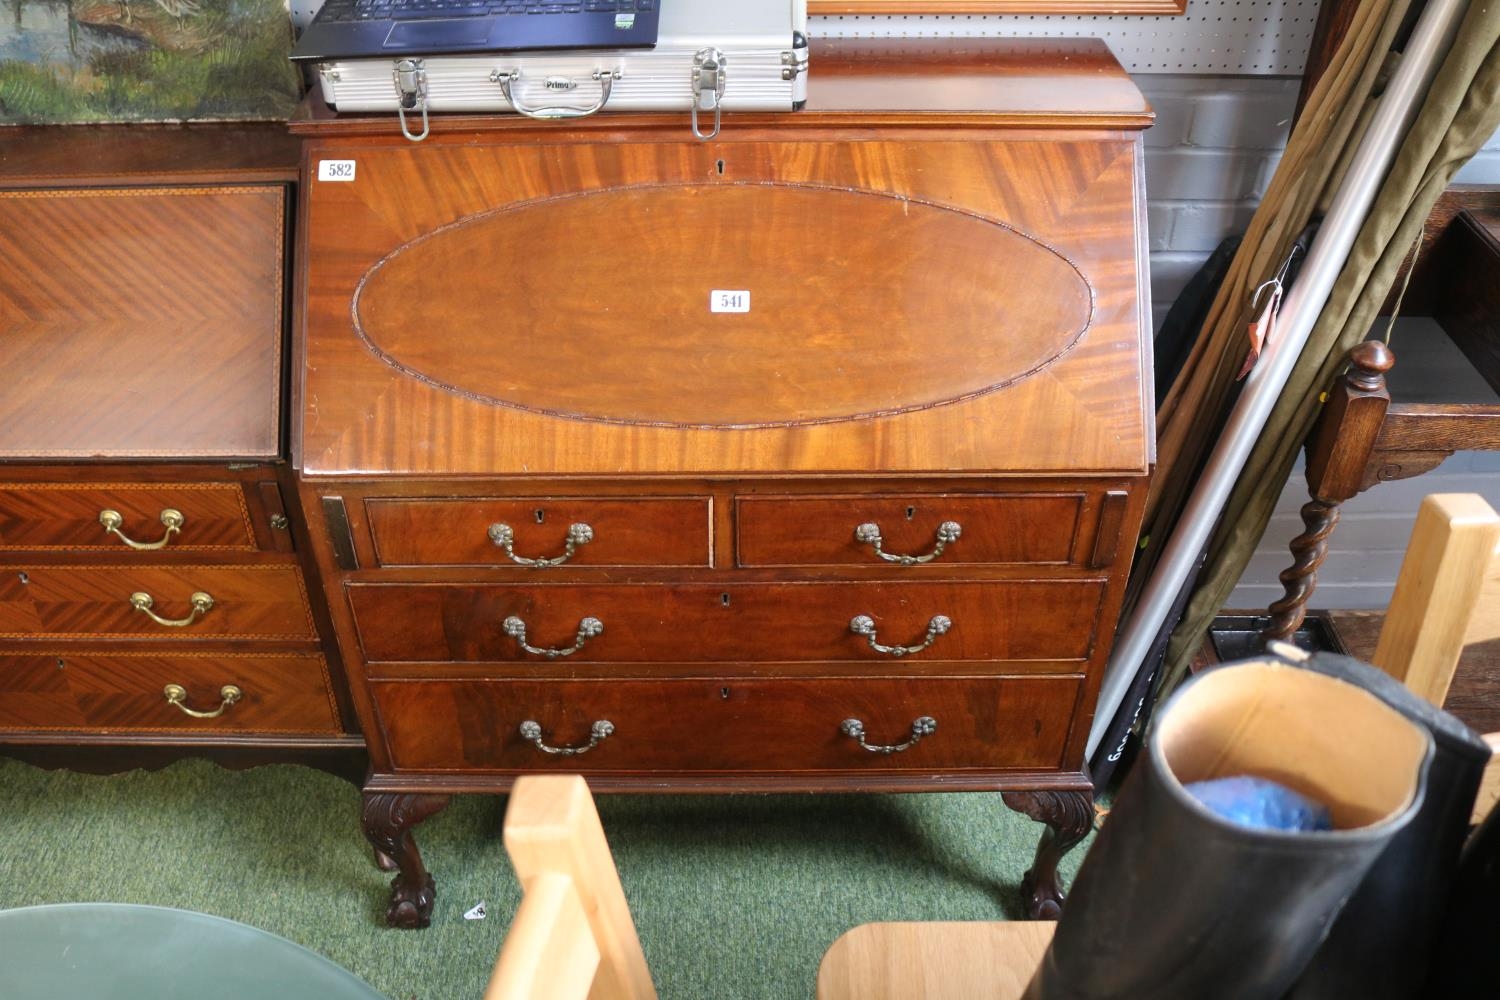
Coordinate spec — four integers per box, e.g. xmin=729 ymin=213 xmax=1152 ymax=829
xmin=317 ymin=159 xmax=357 ymax=182
xmin=711 ymin=290 xmax=750 ymax=313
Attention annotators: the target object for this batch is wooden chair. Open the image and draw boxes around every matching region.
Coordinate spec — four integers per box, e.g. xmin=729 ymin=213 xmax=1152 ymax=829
xmin=817 ymin=492 xmax=1500 ymax=1000
xmin=484 ymin=775 xmax=656 ymax=1000
xmin=1365 ymin=493 xmax=1500 ymax=822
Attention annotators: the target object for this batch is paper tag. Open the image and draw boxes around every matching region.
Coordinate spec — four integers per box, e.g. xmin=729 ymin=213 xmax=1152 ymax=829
xmin=463 ymin=901 xmax=487 ymax=921
xmin=1237 ymin=291 xmax=1279 ymax=381
xmin=711 ymin=290 xmax=750 ymax=313
xmin=317 ymin=159 xmax=357 ymax=182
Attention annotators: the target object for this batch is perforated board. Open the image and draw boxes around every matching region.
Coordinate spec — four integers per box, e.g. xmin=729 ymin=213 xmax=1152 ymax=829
xmin=811 ymin=0 xmax=1320 ymax=73
xmin=286 ymin=0 xmax=1321 ymax=75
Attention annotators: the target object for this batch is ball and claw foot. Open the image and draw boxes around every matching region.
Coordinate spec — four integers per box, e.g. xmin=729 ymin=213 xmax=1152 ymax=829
xmin=1020 ymin=867 xmax=1066 ymax=921
xmin=387 ymin=872 xmax=437 ymax=929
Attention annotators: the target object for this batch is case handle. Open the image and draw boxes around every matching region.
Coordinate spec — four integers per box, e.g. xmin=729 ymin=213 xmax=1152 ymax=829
xmin=491 ymin=69 xmax=619 ymax=120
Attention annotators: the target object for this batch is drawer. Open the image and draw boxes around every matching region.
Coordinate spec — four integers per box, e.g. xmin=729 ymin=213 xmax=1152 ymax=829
xmin=735 ymin=494 xmax=1085 ymax=568
xmin=366 ymin=497 xmax=711 ymax=568
xmin=0 ymin=482 xmax=258 ymax=552
xmin=372 ymin=675 xmax=1081 ymax=773
xmin=348 ymin=580 xmax=1103 ymax=664
xmin=0 ymin=565 xmax=316 ymax=640
xmin=0 ymin=650 xmax=339 ymax=733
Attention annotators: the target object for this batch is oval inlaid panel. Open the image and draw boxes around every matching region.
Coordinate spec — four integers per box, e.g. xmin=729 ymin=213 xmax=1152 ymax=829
xmin=353 ymin=184 xmax=1092 ymax=428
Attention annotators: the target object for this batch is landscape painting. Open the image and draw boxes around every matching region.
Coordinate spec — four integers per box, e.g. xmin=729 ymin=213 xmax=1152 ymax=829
xmin=0 ymin=0 xmax=300 ymax=123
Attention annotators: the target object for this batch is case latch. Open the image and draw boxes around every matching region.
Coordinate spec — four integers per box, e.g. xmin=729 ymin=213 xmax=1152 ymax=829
xmin=690 ymin=47 xmax=726 ymax=141
xmin=392 ymin=58 xmax=429 ymax=143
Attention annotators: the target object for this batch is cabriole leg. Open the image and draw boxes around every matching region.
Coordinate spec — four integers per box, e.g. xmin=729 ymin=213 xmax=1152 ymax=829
xmin=361 ymin=791 xmax=450 ymax=929
xmin=1003 ymin=788 xmax=1094 ymax=920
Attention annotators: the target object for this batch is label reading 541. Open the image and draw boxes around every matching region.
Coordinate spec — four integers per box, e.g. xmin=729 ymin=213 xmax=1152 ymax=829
xmin=711 ymin=290 xmax=750 ymax=313
xmin=317 ymin=159 xmax=357 ymax=182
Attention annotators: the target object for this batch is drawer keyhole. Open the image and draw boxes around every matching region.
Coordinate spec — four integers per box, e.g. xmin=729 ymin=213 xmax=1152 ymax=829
xmin=17 ymin=571 xmax=28 ymax=585
xmin=906 ymin=506 xmax=917 ymax=520
xmin=534 ymin=509 xmax=546 ymax=524
xmin=720 ymin=593 xmax=731 ymax=607
xmin=720 ymin=687 xmax=730 ymax=699
xmin=715 ymin=158 xmax=725 ymax=175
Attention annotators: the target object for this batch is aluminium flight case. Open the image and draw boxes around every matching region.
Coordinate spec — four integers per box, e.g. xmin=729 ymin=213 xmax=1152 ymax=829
xmin=311 ymin=0 xmax=809 ymax=141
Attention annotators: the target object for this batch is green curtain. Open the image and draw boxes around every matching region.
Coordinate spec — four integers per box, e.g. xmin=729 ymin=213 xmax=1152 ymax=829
xmin=1155 ymin=0 xmax=1500 ymax=693
xmin=1125 ymin=0 xmax=1408 ymax=661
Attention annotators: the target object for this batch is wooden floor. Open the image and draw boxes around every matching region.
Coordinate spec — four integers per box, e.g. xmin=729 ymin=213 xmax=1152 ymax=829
xmin=1325 ymin=609 xmax=1500 ymax=735
xmin=1204 ymin=610 xmax=1500 ymax=735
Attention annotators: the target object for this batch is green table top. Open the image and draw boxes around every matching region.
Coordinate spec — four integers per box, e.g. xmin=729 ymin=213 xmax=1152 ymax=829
xmin=0 ymin=903 xmax=387 ymax=999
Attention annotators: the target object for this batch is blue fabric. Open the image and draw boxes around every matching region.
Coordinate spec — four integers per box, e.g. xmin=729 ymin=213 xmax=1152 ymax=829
xmin=1185 ymin=776 xmax=1333 ymax=832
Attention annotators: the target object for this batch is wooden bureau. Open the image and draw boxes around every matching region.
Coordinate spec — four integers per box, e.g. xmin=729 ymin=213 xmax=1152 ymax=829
xmin=291 ymin=38 xmax=1154 ymax=928
xmin=0 ymin=128 xmax=360 ymax=774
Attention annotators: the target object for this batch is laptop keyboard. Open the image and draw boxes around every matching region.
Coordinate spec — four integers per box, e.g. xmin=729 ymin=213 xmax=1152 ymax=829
xmin=316 ymin=0 xmax=653 ymax=21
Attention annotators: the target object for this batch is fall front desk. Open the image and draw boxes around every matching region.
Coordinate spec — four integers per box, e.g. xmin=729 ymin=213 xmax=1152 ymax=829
xmin=290 ymin=38 xmax=1154 ymax=927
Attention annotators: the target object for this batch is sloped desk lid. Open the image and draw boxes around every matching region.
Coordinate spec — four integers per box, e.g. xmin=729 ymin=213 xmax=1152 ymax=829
xmin=353 ymin=183 xmax=1092 ymax=430
xmin=298 ymin=57 xmax=1151 ymax=479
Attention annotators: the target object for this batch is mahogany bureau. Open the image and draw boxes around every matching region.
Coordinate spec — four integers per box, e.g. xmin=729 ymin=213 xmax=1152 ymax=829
xmin=0 ymin=128 xmax=360 ymax=776
xmin=290 ymin=38 xmax=1154 ymax=928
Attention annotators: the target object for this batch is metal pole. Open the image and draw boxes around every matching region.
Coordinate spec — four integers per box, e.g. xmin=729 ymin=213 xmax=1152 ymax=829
xmin=1087 ymin=0 xmax=1470 ymax=758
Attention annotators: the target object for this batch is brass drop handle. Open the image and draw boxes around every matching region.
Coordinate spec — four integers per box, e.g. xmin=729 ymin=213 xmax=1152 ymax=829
xmin=840 ymin=716 xmax=937 ymax=754
xmin=130 ymin=591 xmax=214 ymax=627
xmin=502 ymin=615 xmax=603 ymax=658
xmin=518 ymin=719 xmax=614 ymax=756
xmin=164 ymin=683 xmax=242 ymax=719
xmin=487 ymin=521 xmax=594 ymax=567
xmin=99 ymin=508 xmax=184 ymax=550
xmin=854 ymin=520 xmax=962 ymax=564
xmin=849 ymin=614 xmax=951 ymax=657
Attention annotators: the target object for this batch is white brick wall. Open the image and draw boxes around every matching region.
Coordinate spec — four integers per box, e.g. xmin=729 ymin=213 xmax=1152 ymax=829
xmin=1138 ymin=75 xmax=1299 ymax=331
xmin=1452 ymin=125 xmax=1500 ymax=183
xmin=1228 ymin=451 xmax=1500 ymax=610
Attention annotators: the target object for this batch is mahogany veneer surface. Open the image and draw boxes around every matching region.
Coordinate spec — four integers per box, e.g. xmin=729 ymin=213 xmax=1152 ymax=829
xmin=300 ymin=136 xmax=1147 ymax=477
xmin=736 ymin=493 xmax=1089 ymax=567
xmin=367 ymin=496 xmax=712 ymax=567
xmin=0 ymin=650 xmax=340 ymax=733
xmin=0 ymin=564 xmax=317 ymax=640
xmin=348 ymin=580 xmax=1104 ymax=665
xmin=0 ymin=186 xmax=285 ymax=460
xmin=372 ymin=675 xmax=1082 ymax=773
xmin=0 ymin=482 xmax=259 ymax=551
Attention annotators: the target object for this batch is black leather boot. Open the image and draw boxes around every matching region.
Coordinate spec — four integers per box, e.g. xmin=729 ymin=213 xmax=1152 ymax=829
xmin=1280 ymin=646 xmax=1491 ymax=1000
xmin=1424 ymin=793 xmax=1500 ymax=995
xmin=1025 ymin=657 xmax=1433 ymax=1000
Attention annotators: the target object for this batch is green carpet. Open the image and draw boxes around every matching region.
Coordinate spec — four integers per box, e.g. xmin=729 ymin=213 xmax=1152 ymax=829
xmin=0 ymin=757 xmax=1089 ymax=999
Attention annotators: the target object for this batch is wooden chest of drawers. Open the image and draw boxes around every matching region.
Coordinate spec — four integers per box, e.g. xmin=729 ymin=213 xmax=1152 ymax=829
xmin=292 ymin=38 xmax=1153 ymax=927
xmin=0 ymin=130 xmax=358 ymax=771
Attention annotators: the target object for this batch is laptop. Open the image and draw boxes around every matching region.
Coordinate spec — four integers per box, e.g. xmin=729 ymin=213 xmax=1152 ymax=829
xmin=289 ymin=0 xmax=661 ymax=63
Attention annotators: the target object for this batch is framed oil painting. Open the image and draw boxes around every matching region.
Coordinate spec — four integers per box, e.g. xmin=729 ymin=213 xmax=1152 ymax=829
xmin=0 ymin=0 xmax=300 ymax=123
